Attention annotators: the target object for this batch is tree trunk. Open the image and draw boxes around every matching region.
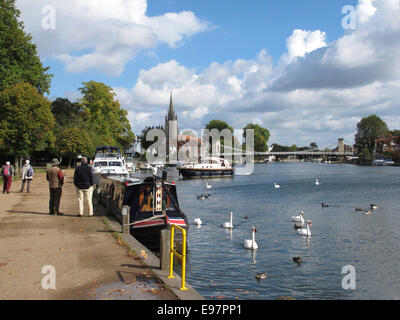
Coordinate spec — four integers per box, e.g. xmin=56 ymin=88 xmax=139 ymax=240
xmin=68 ymin=157 xmax=72 ymax=169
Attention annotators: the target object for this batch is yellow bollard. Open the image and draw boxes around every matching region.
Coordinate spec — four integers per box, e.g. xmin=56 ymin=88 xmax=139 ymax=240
xmin=167 ymin=225 xmax=188 ymax=291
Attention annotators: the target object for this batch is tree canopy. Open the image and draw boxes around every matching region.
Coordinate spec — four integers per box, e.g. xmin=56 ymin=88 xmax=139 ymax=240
xmin=0 ymin=83 xmax=55 ymax=163
xmin=0 ymin=0 xmax=52 ymax=94
xmin=355 ymin=115 xmax=389 ymax=155
xmin=243 ymin=123 xmax=270 ymax=152
xmin=78 ymin=81 xmax=135 ymax=152
xmin=205 ymin=120 xmax=233 ymax=133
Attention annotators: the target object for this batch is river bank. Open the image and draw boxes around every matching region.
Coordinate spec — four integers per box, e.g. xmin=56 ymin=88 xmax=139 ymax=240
xmin=0 ymin=170 xmax=180 ymax=300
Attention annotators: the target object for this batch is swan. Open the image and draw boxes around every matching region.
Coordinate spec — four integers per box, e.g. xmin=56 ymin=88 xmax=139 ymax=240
xmin=315 ymin=178 xmax=319 ymax=186
xmin=297 ymin=220 xmax=312 ymax=236
xmin=370 ymin=204 xmax=378 ymax=210
xmin=292 ymin=211 xmax=305 ymax=223
xmin=244 ymin=226 xmax=258 ymax=250
xmin=206 ymin=182 xmax=212 ymax=189
xmin=222 ymin=212 xmax=234 ymax=229
xmin=274 ymin=182 xmax=280 ymax=189
xmin=194 ymin=218 xmax=202 ymax=226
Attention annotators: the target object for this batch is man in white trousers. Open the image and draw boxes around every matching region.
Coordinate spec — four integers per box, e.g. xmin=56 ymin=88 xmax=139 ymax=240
xmin=73 ymin=157 xmax=94 ymax=216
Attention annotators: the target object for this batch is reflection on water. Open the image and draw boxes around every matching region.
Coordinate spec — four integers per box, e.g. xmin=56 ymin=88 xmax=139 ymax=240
xmin=177 ymin=162 xmax=400 ymax=300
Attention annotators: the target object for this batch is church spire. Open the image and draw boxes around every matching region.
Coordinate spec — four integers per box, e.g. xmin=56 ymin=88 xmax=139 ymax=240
xmin=168 ymin=91 xmax=177 ymax=121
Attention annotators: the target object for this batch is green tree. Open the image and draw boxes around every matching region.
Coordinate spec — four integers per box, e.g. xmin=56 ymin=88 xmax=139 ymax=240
xmin=0 ymin=83 xmax=55 ymax=168
xmin=355 ymin=115 xmax=389 ymax=155
xmin=358 ymin=146 xmax=372 ymax=164
xmin=56 ymin=127 xmax=94 ymax=168
xmin=204 ymin=120 xmax=234 ymax=153
xmin=309 ymin=142 xmax=318 ymax=149
xmin=0 ymin=0 xmax=52 ymax=93
xmin=243 ymin=123 xmax=270 ymax=152
xmin=51 ymin=98 xmax=83 ymax=126
xmin=205 ymin=120 xmax=234 ymax=133
xmin=79 ymin=81 xmax=135 ymax=151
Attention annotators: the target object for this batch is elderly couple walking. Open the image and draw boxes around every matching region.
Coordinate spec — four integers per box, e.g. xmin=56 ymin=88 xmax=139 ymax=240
xmin=1 ymin=160 xmax=34 ymax=194
xmin=46 ymin=157 xmax=94 ymax=216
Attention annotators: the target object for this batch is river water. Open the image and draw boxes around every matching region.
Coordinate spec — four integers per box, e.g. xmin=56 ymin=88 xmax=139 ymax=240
xmin=176 ymin=162 xmax=400 ymax=300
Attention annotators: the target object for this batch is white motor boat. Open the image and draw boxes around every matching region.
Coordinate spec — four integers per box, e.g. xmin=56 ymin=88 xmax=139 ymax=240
xmin=92 ymin=146 xmax=129 ymax=185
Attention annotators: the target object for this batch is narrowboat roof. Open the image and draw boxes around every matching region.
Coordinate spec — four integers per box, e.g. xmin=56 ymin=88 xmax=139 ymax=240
xmin=102 ymin=175 xmax=176 ymax=187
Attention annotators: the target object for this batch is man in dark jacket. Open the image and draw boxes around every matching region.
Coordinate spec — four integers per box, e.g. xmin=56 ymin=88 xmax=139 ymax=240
xmin=73 ymin=157 xmax=94 ymax=216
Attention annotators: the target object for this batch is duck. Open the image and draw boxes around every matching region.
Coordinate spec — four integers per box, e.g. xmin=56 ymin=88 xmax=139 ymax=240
xmin=196 ymin=194 xmax=211 ymax=200
xmin=244 ymin=226 xmax=258 ymax=250
xmin=292 ymin=211 xmax=305 ymax=223
xmin=256 ymin=272 xmax=268 ymax=280
xmin=321 ymin=202 xmax=330 ymax=208
xmin=222 ymin=212 xmax=234 ymax=229
xmin=365 ymin=210 xmax=372 ymax=215
xmin=355 ymin=208 xmax=364 ymax=212
xmin=315 ymin=178 xmax=320 ymax=186
xmin=194 ymin=218 xmax=203 ymax=226
xmin=206 ymin=182 xmax=212 ymax=189
xmin=274 ymin=182 xmax=280 ymax=189
xmin=370 ymin=204 xmax=378 ymax=210
xmin=297 ymin=220 xmax=312 ymax=236
xmin=292 ymin=257 xmax=302 ymax=264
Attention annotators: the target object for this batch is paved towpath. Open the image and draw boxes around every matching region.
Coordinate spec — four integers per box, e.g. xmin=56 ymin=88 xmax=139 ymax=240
xmin=0 ymin=170 xmax=178 ymax=300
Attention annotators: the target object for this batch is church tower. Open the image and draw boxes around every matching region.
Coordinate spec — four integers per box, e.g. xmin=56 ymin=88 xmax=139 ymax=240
xmin=165 ymin=92 xmax=178 ymax=162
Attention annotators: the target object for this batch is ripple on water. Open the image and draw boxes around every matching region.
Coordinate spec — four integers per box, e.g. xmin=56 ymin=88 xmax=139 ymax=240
xmin=178 ymin=163 xmax=400 ymax=299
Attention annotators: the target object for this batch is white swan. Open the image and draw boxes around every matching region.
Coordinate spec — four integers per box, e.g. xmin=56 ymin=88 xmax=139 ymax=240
xmin=274 ymin=182 xmax=280 ymax=189
xmin=244 ymin=226 xmax=258 ymax=250
xmin=292 ymin=211 xmax=305 ymax=223
xmin=206 ymin=182 xmax=212 ymax=189
xmin=297 ymin=220 xmax=312 ymax=236
xmin=194 ymin=218 xmax=202 ymax=226
xmin=222 ymin=212 xmax=234 ymax=229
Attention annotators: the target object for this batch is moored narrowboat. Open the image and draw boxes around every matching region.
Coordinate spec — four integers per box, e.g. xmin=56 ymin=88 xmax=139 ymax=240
xmin=97 ymin=175 xmax=188 ymax=251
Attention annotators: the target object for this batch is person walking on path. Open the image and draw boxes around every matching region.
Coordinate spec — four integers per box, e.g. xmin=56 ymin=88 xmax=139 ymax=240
xmin=1 ymin=161 xmax=14 ymax=194
xmin=73 ymin=156 xmax=94 ymax=217
xmin=20 ymin=160 xmax=34 ymax=193
xmin=46 ymin=158 xmax=64 ymax=215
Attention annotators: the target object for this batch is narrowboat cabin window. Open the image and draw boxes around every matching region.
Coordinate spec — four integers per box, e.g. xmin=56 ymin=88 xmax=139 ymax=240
xmin=139 ymin=186 xmax=154 ymax=212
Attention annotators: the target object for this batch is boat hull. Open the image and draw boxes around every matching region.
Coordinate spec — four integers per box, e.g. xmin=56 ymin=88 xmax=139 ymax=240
xmin=130 ymin=217 xmax=187 ymax=252
xmin=178 ymin=168 xmax=234 ymax=179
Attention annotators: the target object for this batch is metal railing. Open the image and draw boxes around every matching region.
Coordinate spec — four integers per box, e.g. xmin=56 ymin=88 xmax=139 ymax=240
xmin=168 ymin=224 xmax=188 ymax=291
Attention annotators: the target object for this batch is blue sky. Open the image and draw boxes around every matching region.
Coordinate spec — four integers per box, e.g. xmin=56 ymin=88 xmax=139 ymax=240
xmin=17 ymin=0 xmax=400 ymax=148
xmin=48 ymin=0 xmax=357 ymax=98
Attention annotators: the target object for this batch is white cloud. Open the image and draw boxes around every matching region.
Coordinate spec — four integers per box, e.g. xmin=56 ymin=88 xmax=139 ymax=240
xmin=112 ymin=0 xmax=400 ymax=148
xmin=16 ymin=0 xmax=211 ymax=76
xmin=286 ymin=29 xmax=327 ymax=60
